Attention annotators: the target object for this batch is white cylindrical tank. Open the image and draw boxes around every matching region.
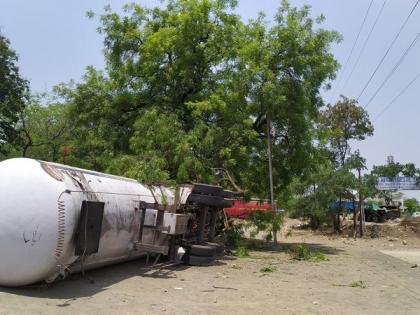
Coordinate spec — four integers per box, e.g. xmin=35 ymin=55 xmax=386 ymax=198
xmin=0 ymin=158 xmax=175 ymax=286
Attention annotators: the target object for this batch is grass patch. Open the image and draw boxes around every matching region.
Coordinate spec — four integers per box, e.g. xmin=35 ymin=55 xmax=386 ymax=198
xmin=310 ymin=251 xmax=328 ymax=262
xmin=349 ymin=281 xmax=367 ymax=288
xmin=260 ymin=266 xmax=277 ymax=273
xmin=288 ymin=244 xmax=328 ymax=262
xmin=234 ymin=246 xmax=250 ymax=258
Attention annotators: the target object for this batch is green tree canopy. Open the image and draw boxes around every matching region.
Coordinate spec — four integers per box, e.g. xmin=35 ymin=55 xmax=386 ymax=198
xmin=320 ymin=95 xmax=374 ymax=166
xmin=16 ymin=99 xmax=69 ymax=160
xmin=0 ymin=33 xmax=28 ymax=154
xmin=62 ymin=0 xmax=340 ymax=197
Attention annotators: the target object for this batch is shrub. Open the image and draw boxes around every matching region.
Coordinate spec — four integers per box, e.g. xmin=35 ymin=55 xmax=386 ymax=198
xmin=247 ymin=211 xmax=284 ymax=241
xmin=260 ymin=266 xmax=277 ymax=273
xmin=349 ymin=281 xmax=366 ymax=288
xmin=288 ymin=244 xmax=328 ymax=262
xmin=234 ymin=246 xmax=250 ymax=258
xmin=225 ymin=222 xmax=244 ymax=248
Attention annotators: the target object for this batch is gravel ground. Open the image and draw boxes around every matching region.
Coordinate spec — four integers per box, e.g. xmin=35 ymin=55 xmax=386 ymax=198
xmin=1 ymin=228 xmax=420 ymax=314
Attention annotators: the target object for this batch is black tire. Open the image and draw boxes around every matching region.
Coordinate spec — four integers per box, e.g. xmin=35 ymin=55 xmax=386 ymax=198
xmin=183 ymin=254 xmax=215 ymax=266
xmin=222 ymin=190 xmax=234 ymax=198
xmin=187 ymin=194 xmax=224 ymax=208
xmin=204 ymin=242 xmax=224 ymax=256
xmin=192 ymin=184 xmax=223 ymax=196
xmin=187 ymin=244 xmax=217 ymax=257
xmin=222 ymin=199 xmax=233 ymax=208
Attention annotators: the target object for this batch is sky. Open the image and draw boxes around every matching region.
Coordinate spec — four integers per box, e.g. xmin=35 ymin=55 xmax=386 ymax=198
xmin=1 ymin=0 xmax=420 ymax=172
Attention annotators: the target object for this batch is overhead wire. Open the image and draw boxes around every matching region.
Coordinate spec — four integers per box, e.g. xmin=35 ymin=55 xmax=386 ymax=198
xmin=328 ymin=0 xmax=374 ymax=104
xmin=357 ymin=0 xmax=420 ymax=101
xmin=363 ymin=32 xmax=420 ymax=109
xmin=373 ymin=71 xmax=420 ymax=122
xmin=341 ymin=0 xmax=388 ymax=92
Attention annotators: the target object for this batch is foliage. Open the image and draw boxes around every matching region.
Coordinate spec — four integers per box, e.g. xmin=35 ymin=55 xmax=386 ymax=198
xmin=349 ymin=280 xmax=367 ymax=288
xmin=260 ymin=265 xmax=276 ymax=273
xmin=289 ymin=244 xmax=310 ymax=260
xmin=54 ymin=0 xmax=340 ymax=200
xmin=320 ymin=96 xmax=374 ymax=166
xmin=14 ymin=100 xmax=69 ymax=160
xmin=301 ymin=96 xmax=374 ymax=232
xmin=0 ymin=33 xmax=28 ymax=154
xmin=285 ymin=100 xmax=374 ymax=232
xmin=234 ymin=245 xmax=250 ymax=258
xmin=287 ymin=156 xmax=358 ymax=229
xmin=404 ymin=198 xmax=420 ymax=216
xmin=64 ymin=0 xmax=251 ymax=182
xmin=236 ymin=3 xmax=341 ymax=196
xmin=361 ymin=173 xmax=379 ymax=199
xmin=288 ymin=244 xmax=328 ymax=262
xmin=224 ymin=222 xmax=244 ymax=248
xmin=404 ymin=198 xmax=418 ymax=211
xmin=246 ymin=210 xmax=283 ymax=241
xmin=371 ymin=161 xmax=420 ymax=180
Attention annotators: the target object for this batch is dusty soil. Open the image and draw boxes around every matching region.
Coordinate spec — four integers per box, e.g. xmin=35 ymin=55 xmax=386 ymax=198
xmin=1 ymin=223 xmax=420 ymax=314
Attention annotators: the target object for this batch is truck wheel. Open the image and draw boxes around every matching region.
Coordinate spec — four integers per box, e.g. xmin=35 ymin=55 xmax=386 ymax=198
xmin=187 ymin=194 xmax=224 ymax=207
xmin=183 ymin=254 xmax=215 ymax=266
xmin=187 ymin=244 xmax=217 ymax=257
xmin=204 ymin=242 xmax=224 ymax=256
xmin=192 ymin=184 xmax=223 ymax=196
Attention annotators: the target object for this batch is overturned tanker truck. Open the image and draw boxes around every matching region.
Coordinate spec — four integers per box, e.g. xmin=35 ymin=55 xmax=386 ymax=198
xmin=0 ymin=158 xmax=233 ymax=286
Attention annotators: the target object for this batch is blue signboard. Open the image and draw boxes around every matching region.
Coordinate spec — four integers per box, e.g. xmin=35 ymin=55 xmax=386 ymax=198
xmin=377 ymin=177 xmax=420 ymax=190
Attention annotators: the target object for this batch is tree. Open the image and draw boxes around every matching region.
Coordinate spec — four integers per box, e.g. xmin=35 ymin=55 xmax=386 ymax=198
xmin=319 ymin=96 xmax=373 ymax=231
xmin=371 ymin=161 xmax=420 ymax=180
xmin=287 ymin=153 xmax=359 ymax=230
xmin=236 ymin=3 xmax=341 ymax=198
xmin=0 ymin=33 xmax=28 ymax=154
xmin=320 ymin=95 xmax=374 ymax=166
xmin=65 ymin=0 xmax=248 ymax=179
xmin=404 ymin=198 xmax=419 ymax=216
xmin=370 ymin=160 xmax=420 ymax=207
xmin=63 ymin=0 xmax=341 ymax=197
xmin=15 ymin=99 xmax=69 ymax=160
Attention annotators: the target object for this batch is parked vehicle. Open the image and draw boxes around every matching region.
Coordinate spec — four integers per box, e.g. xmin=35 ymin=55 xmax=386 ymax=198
xmin=224 ymin=200 xmax=271 ymax=219
xmin=365 ymin=203 xmax=401 ymax=222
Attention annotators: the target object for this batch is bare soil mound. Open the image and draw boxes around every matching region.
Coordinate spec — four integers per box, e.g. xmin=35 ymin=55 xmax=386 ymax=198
xmin=341 ymin=219 xmax=420 ymax=239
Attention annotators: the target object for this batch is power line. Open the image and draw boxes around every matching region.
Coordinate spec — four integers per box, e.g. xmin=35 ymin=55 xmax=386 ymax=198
xmin=328 ymin=0 xmax=374 ymax=104
xmin=357 ymin=0 xmax=420 ymax=101
xmin=373 ymin=72 xmax=420 ymax=122
xmin=341 ymin=0 xmax=388 ymax=92
xmin=363 ymin=32 xmax=420 ymax=109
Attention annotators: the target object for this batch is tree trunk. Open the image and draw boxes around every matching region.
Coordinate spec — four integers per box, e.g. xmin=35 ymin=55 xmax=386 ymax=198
xmin=310 ymin=216 xmax=320 ymax=230
xmin=358 ymin=168 xmax=363 ymax=237
xmin=352 ymin=198 xmax=356 ymax=237
xmin=336 ymin=196 xmax=342 ymax=233
xmin=22 ymin=142 xmax=31 ymax=157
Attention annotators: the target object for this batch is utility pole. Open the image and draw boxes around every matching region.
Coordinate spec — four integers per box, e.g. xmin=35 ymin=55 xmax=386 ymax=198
xmin=266 ymin=116 xmax=277 ymax=244
xmin=358 ymin=168 xmax=364 ymax=237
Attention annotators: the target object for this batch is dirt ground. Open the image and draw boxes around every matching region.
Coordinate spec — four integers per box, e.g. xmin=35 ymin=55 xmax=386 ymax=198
xmin=2 ymin=221 xmax=420 ymax=314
